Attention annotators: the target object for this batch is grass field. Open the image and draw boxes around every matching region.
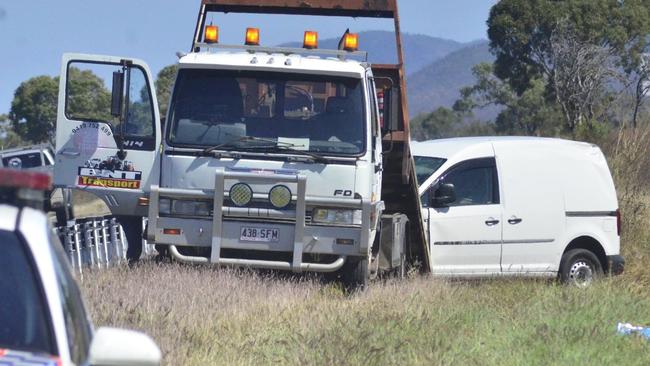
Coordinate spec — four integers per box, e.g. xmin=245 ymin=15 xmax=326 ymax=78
xmin=78 ymin=129 xmax=650 ymax=365
xmin=80 ymin=262 xmax=650 ymax=365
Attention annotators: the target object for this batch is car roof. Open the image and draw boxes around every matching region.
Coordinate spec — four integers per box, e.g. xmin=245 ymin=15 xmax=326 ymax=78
xmin=0 ymin=143 xmax=53 ymax=156
xmin=411 ymin=136 xmax=594 ymax=160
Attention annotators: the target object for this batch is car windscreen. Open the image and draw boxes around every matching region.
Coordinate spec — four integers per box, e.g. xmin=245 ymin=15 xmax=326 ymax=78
xmin=167 ymin=69 xmax=366 ymax=155
xmin=414 ymin=156 xmax=447 ymax=186
xmin=2 ymin=153 xmax=43 ymax=169
xmin=0 ymin=230 xmax=56 ymax=355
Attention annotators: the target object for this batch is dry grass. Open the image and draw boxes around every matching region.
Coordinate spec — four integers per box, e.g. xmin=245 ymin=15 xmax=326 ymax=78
xmin=78 ymin=126 xmax=650 ymax=365
xmin=80 ymin=264 xmax=650 ymax=365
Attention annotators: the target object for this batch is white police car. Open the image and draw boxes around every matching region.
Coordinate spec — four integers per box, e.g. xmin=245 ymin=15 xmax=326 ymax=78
xmin=0 ymin=169 xmax=161 ymax=366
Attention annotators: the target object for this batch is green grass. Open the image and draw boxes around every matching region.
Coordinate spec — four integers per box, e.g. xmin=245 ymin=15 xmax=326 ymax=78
xmin=81 ymin=263 xmax=650 ymax=366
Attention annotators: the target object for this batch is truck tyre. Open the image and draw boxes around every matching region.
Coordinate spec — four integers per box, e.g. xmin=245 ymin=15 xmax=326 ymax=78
xmin=118 ymin=216 xmax=143 ymax=263
xmin=340 ymin=257 xmax=369 ymax=292
xmin=559 ymin=249 xmax=603 ymax=287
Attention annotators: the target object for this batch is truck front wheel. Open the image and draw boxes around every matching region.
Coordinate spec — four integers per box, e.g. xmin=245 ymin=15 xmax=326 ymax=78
xmin=340 ymin=256 xmax=369 ymax=292
xmin=118 ymin=216 xmax=143 ymax=263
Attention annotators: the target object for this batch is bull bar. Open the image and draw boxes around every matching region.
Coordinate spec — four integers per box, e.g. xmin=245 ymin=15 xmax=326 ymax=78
xmin=148 ymin=168 xmax=381 ymax=272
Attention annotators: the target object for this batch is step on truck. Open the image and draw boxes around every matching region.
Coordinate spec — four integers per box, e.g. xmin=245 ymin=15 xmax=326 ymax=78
xmin=53 ymin=0 xmax=430 ymax=288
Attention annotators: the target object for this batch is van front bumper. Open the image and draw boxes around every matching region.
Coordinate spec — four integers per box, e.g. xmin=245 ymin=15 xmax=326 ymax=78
xmin=607 ymin=255 xmax=625 ymax=275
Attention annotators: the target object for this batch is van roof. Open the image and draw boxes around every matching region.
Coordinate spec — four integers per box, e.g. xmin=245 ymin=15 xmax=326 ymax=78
xmin=411 ymin=136 xmax=596 ymax=160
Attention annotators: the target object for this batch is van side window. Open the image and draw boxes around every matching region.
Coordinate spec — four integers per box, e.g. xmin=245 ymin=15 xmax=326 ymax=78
xmin=429 ymin=158 xmax=499 ymax=207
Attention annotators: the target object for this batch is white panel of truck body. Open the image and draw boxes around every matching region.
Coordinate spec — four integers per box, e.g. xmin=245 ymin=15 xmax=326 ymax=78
xmin=494 ymin=141 xmax=565 ymax=273
xmin=54 ymin=53 xmax=160 ymax=217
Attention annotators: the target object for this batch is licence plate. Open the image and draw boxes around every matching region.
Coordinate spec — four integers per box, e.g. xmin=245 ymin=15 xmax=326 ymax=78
xmin=240 ymin=227 xmax=280 ymax=243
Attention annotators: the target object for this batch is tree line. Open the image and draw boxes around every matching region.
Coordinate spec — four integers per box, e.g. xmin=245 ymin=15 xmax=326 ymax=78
xmin=411 ymin=0 xmax=650 ymax=142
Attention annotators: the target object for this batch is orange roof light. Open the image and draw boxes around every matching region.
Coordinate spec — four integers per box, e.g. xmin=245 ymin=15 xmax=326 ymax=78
xmin=245 ymin=27 xmax=260 ymax=46
xmin=303 ymin=31 xmax=318 ymax=49
xmin=343 ymin=33 xmax=359 ymax=52
xmin=204 ymin=25 xmax=219 ymax=44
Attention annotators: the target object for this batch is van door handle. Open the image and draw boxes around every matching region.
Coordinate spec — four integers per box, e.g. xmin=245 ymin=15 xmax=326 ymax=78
xmin=485 ymin=218 xmax=500 ymax=226
xmin=60 ymin=149 xmax=80 ymax=157
xmin=508 ymin=217 xmax=523 ymax=225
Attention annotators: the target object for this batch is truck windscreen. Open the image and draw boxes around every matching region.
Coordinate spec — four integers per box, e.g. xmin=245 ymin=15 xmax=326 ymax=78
xmin=167 ymin=69 xmax=366 ymax=155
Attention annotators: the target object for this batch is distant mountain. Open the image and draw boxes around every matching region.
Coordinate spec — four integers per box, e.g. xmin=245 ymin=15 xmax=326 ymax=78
xmin=407 ymin=41 xmax=495 ymax=117
xmin=279 ymin=30 xmax=464 ymax=75
xmin=281 ymin=32 xmax=496 ymax=119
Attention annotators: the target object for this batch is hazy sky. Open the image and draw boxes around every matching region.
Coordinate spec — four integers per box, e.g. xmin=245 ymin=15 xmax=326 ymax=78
xmin=0 ymin=0 xmax=497 ymax=113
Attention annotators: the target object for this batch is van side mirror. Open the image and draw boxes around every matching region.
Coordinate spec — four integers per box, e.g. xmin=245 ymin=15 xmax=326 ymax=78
xmin=432 ymin=183 xmax=456 ymax=208
xmin=382 ymin=87 xmax=400 ymax=133
xmin=111 ymin=71 xmax=124 ymax=118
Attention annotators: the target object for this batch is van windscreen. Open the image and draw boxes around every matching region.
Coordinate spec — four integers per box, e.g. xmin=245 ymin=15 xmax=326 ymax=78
xmin=414 ymin=156 xmax=446 ymax=185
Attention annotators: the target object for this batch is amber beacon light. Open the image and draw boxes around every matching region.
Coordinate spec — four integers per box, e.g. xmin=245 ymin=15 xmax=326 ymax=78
xmin=204 ymin=25 xmax=219 ymax=43
xmin=303 ymin=31 xmax=318 ymax=49
xmin=245 ymin=27 xmax=260 ymax=46
xmin=343 ymin=33 xmax=359 ymax=52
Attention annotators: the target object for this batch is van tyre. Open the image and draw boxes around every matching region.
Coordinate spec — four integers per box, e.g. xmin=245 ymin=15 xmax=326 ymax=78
xmin=340 ymin=257 xmax=369 ymax=292
xmin=559 ymin=249 xmax=603 ymax=287
xmin=118 ymin=216 xmax=143 ymax=263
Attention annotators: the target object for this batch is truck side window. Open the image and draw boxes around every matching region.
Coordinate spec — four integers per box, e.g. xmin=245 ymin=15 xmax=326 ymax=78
xmin=125 ymin=68 xmax=154 ymax=137
xmin=65 ymin=62 xmax=155 ymax=139
xmin=430 ymin=158 xmax=499 ymax=207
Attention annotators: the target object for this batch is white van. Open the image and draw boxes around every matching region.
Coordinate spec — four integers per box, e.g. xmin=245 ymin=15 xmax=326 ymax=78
xmin=412 ymin=137 xmax=624 ymax=286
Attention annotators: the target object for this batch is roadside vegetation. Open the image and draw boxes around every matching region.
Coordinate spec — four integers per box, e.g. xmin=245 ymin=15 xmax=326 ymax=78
xmin=79 ymin=121 xmax=650 ymax=365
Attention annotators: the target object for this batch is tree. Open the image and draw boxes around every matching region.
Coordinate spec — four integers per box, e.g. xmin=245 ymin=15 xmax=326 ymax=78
xmin=155 ymin=65 xmax=177 ymax=119
xmin=632 ymin=54 xmax=650 ymax=128
xmin=9 ymin=76 xmax=58 ymax=143
xmin=488 ymin=0 xmax=650 ymax=93
xmin=9 ymin=68 xmax=112 ymax=144
xmin=454 ymin=63 xmax=563 ymax=136
xmin=487 ymin=0 xmax=650 ymax=132
xmin=0 ymin=114 xmax=27 ymax=149
xmin=410 ymin=107 xmax=461 ymax=141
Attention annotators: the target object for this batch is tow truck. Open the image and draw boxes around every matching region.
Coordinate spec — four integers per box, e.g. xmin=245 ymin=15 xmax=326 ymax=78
xmin=53 ymin=0 xmax=429 ymax=289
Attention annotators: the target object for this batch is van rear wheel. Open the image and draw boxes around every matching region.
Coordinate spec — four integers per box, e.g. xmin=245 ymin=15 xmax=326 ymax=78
xmin=559 ymin=249 xmax=603 ymax=287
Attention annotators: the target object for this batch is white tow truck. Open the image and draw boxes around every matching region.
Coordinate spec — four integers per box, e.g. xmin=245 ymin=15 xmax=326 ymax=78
xmin=53 ymin=0 xmax=428 ymax=289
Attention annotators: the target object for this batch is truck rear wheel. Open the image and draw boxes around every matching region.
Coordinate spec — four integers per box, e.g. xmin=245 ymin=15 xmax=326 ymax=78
xmin=559 ymin=249 xmax=603 ymax=287
xmin=340 ymin=256 xmax=369 ymax=292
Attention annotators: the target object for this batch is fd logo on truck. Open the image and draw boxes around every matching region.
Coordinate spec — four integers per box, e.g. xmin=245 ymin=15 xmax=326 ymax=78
xmin=77 ymin=156 xmax=142 ymax=189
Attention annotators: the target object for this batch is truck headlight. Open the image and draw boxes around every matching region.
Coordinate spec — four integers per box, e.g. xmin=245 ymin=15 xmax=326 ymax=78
xmin=312 ymin=208 xmax=362 ymax=226
xmin=172 ymin=200 xmax=211 ymax=216
xmin=269 ymin=185 xmax=292 ymax=209
xmin=159 ymin=198 xmax=172 ymax=215
xmin=229 ymin=183 xmax=253 ymax=207
xmin=159 ymin=198 xmax=210 ymax=216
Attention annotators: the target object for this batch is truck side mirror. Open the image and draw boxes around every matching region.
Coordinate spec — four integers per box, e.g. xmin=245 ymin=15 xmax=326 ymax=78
xmin=382 ymin=87 xmax=400 ymax=133
xmin=111 ymin=71 xmax=124 ymax=118
xmin=432 ymin=183 xmax=456 ymax=208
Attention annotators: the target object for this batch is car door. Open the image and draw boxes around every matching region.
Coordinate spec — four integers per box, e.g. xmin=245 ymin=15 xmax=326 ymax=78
xmin=424 ymin=158 xmax=503 ymax=275
xmin=494 ymin=143 xmax=564 ymax=273
xmin=54 ymin=54 xmax=160 ymax=217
